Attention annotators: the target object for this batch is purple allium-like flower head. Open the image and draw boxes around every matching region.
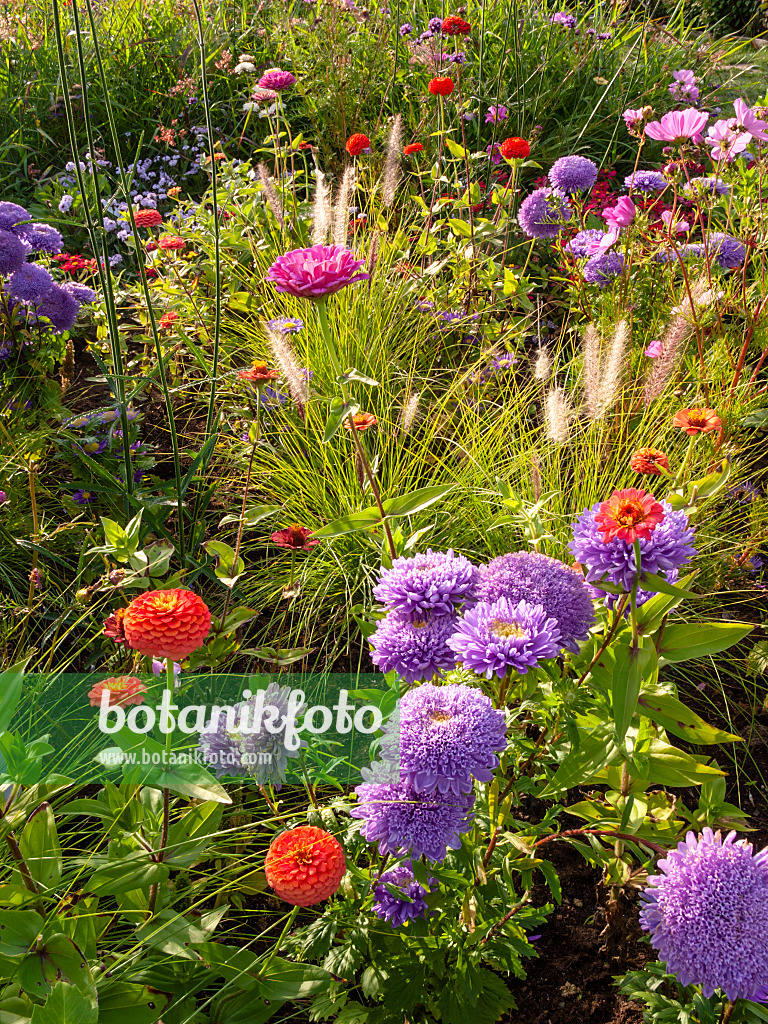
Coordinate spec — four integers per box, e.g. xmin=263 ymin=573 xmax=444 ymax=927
xmin=550 ymin=11 xmax=577 ymax=28
xmin=390 ymin=682 xmax=507 ymax=795
xmin=640 ymin=828 xmax=768 ymax=1001
xmin=33 ymin=284 xmax=80 ymax=332
xmin=470 ymin=551 xmax=595 ymax=653
xmin=707 ymin=232 xmax=745 ymax=270
xmin=268 ymin=315 xmax=304 ymax=334
xmin=428 ymin=16 xmax=443 ymax=31
xmin=0 ymin=201 xmax=32 ymax=236
xmin=369 ymin=613 xmax=459 ymax=684
xmin=683 ymin=177 xmax=730 ymax=198
xmin=258 ymin=68 xmax=296 ymax=90
xmin=374 ymin=549 xmax=476 ymax=616
xmin=62 ymin=282 xmax=97 ymax=304
xmin=0 ymin=229 xmax=29 ymax=275
xmin=28 ymin=223 xmax=63 ymax=254
xmin=399 ymin=22 xmax=413 ymax=35
xmin=372 ymin=862 xmax=435 ymax=927
xmin=266 ymin=244 xmax=369 ymax=299
xmin=351 ymin=779 xmax=475 ymax=862
xmin=569 ymin=499 xmax=696 ymax=596
xmin=624 ymin=170 xmax=668 ymax=193
xmin=566 ymin=228 xmax=607 ymax=258
xmin=582 ymin=250 xmax=624 ymax=287
xmin=548 ymin=155 xmax=598 ymax=193
xmin=518 ymin=187 xmax=572 ymax=239
xmin=7 ymin=263 xmax=54 ymax=303
xmin=448 ymin=597 xmax=561 ymax=679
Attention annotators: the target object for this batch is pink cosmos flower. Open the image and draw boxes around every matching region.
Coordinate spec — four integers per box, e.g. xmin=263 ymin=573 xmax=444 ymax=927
xmin=603 ymin=196 xmax=636 ymax=229
xmin=661 ymin=210 xmax=690 ymax=234
xmin=668 ymin=69 xmax=699 ymax=103
xmin=585 ymin=227 xmax=620 ymax=256
xmin=732 ymin=99 xmax=768 ymax=142
xmin=645 ymin=339 xmax=663 ymax=358
xmin=706 ymin=118 xmax=751 ymax=162
xmin=645 ymin=108 xmax=709 ymax=145
xmin=623 ymin=107 xmax=646 ymax=131
xmin=266 ymin=244 xmax=369 ymax=299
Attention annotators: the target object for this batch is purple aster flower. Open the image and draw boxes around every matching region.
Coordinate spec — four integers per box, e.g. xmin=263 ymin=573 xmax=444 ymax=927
xmin=493 ymin=352 xmax=517 ymax=371
xmin=374 ymin=549 xmax=477 ymax=616
xmin=369 ymin=613 xmax=458 ymax=684
xmin=470 ymin=551 xmax=595 ymax=654
xmin=399 ymin=22 xmax=413 ymax=35
xmin=566 ymin=228 xmax=607 ymax=258
xmin=372 ymin=862 xmax=435 ymax=927
xmin=582 ymin=250 xmax=624 ymax=286
xmin=486 ymin=142 xmax=502 ymax=165
xmin=32 ymin=285 xmax=80 ymax=332
xmin=351 ymin=779 xmax=475 ymax=862
xmin=448 ymin=597 xmax=561 ymax=679
xmin=683 ymin=176 xmax=730 ymax=197
xmin=640 ymin=828 xmax=768 ymax=1001
xmin=62 ymin=282 xmax=97 ymax=304
xmin=72 ymin=489 xmax=95 ymax=505
xmin=6 ymin=263 xmax=54 ymax=303
xmin=0 ymin=229 xmax=29 ymax=275
xmin=428 ymin=16 xmax=443 ymax=31
xmin=258 ymin=68 xmax=296 ymax=90
xmin=389 ymin=682 xmax=507 ymax=795
xmin=550 ymin=11 xmax=577 ymax=28
xmin=58 ymin=195 xmax=74 ymax=213
xmin=28 ymin=223 xmax=63 ymax=254
xmin=569 ymin=499 xmax=696 ymax=596
xmin=0 ymin=201 xmax=32 ymax=236
xmin=518 ymin=187 xmax=572 ymax=239
xmin=707 ymin=232 xmax=745 ymax=269
xmin=79 ymin=438 xmax=109 ymax=456
xmin=266 ymin=244 xmax=369 ymax=299
xmin=624 ymin=170 xmax=668 ymax=193
xmin=267 ymin=316 xmax=304 ymax=334
xmin=485 ymin=105 xmax=508 ymax=123
xmin=548 ymin=155 xmax=598 ymax=193
xmin=727 ymin=480 xmax=760 ymax=504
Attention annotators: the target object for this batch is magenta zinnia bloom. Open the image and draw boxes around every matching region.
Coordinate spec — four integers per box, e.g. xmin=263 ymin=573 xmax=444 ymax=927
xmin=258 ymin=68 xmax=296 ymax=91
xmin=266 ymin=244 xmax=369 ymax=299
xmin=645 ymin=108 xmax=709 ymax=144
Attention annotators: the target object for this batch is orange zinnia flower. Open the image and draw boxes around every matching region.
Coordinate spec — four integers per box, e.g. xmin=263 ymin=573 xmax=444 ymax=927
xmin=344 ymin=412 xmax=378 ymax=431
xmin=88 ymin=676 xmax=147 ymax=708
xmin=123 ymin=588 xmax=211 ymax=660
xmin=673 ymin=407 xmax=722 ymax=435
xmin=404 ymin=143 xmax=424 ymax=155
xmin=428 ymin=77 xmax=454 ymax=97
xmin=594 ymin=487 xmax=665 ymax=544
xmin=158 ymin=235 xmax=186 ymax=251
xmin=630 ymin=447 xmax=671 ymax=476
xmin=238 ymin=361 xmax=280 ymax=384
xmin=264 ymin=826 xmax=346 ymax=906
xmin=346 ymin=133 xmax=371 ymax=156
xmin=133 ymin=209 xmax=163 ymax=228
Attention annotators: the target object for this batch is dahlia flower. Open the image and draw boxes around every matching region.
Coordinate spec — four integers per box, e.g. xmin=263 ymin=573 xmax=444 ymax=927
xmin=265 ymin=826 xmax=346 ymax=906
xmin=266 ymin=244 xmax=369 ymax=299
xmin=500 ymin=137 xmax=530 ymax=160
xmin=448 ymin=597 xmax=561 ymax=679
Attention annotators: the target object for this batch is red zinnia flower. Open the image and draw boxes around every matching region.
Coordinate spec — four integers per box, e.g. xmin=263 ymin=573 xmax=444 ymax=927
xmin=103 ymin=608 xmax=127 ymax=644
xmin=133 ymin=209 xmax=163 ymax=228
xmin=264 ymin=826 xmax=346 ymax=906
xmin=344 ymin=412 xmax=378 ymax=431
xmin=158 ymin=235 xmax=186 ymax=251
xmin=88 ymin=676 xmax=147 ymax=708
xmin=238 ymin=361 xmax=280 ymax=383
xmin=271 ymin=524 xmax=319 ymax=551
xmin=159 ymin=311 xmax=179 ymax=330
xmin=630 ymin=447 xmax=670 ymax=476
xmin=404 ymin=143 xmax=424 ymax=155
xmin=298 ymin=141 xmax=313 ymax=150
xmin=442 ymin=14 xmax=471 ymax=34
xmin=499 ymin=137 xmax=531 ymax=160
xmin=123 ymin=588 xmax=211 ymax=660
xmin=428 ymin=77 xmax=454 ymax=97
xmin=672 ymin=407 xmax=722 ymax=435
xmin=346 ymin=133 xmax=371 ymax=156
xmin=595 ymin=488 xmax=665 ymax=544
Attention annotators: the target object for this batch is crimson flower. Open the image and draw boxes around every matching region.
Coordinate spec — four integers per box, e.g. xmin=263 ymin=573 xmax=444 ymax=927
xmin=103 ymin=608 xmax=127 ymax=644
xmin=428 ymin=77 xmax=454 ymax=97
xmin=271 ymin=524 xmax=319 ymax=551
xmin=346 ymin=133 xmax=371 ymax=156
xmin=442 ymin=15 xmax=471 ymax=34
xmin=133 ymin=209 xmax=163 ymax=228
xmin=594 ymin=488 xmax=665 ymax=544
xmin=159 ymin=311 xmax=179 ymax=331
xmin=499 ymin=137 xmax=530 ymax=160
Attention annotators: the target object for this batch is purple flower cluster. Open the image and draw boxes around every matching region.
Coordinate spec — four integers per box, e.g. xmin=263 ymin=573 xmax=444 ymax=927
xmin=707 ymin=232 xmax=745 ymax=269
xmin=369 ymin=614 xmax=458 ymax=684
xmin=582 ymin=250 xmax=625 ymax=286
xmin=518 ymin=187 xmax=572 ymax=239
xmin=640 ymin=829 xmax=768 ymax=1000
xmin=548 ymin=155 xmax=598 ymax=193
xmin=448 ymin=597 xmax=561 ymax=679
xmin=624 ymin=170 xmax=667 ymax=193
xmin=566 ymin=228 xmax=606 ymax=258
xmin=550 ymin=11 xmax=577 ymax=28
xmin=372 ymin=863 xmax=435 ymax=927
xmin=374 ymin=549 xmax=476 ymax=616
xmin=684 ymin=177 xmax=730 ymax=197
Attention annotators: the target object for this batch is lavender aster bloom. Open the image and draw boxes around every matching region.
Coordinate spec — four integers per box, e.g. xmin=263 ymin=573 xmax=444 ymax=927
xmin=448 ymin=597 xmax=561 ymax=679
xmin=351 ymin=780 xmax=475 ymax=861
xmin=707 ymin=232 xmax=745 ymax=269
xmin=0 ymin=230 xmax=29 ymax=275
xmin=384 ymin=682 xmax=507 ymax=795
xmin=369 ymin=613 xmax=458 ymax=684
xmin=58 ymin=195 xmax=74 ymax=214
xmin=566 ymin=228 xmax=607 ymax=258
xmin=582 ymin=250 xmax=624 ymax=286
xmin=62 ymin=282 xmax=97 ymax=304
xmin=471 ymin=551 xmax=595 ymax=653
xmin=266 ymin=244 xmax=369 ymax=299
xmin=7 ymin=263 xmax=54 ymax=303
xmin=548 ymin=155 xmax=598 ymax=193
xmin=683 ymin=177 xmax=730 ymax=197
xmin=258 ymin=69 xmax=296 ymax=90
xmin=267 ymin=315 xmax=304 ymax=333
xmin=518 ymin=187 xmax=572 ymax=239
xmin=28 ymin=224 xmax=63 ymax=254
xmin=0 ymin=201 xmax=32 ymax=236
xmin=569 ymin=499 xmax=696 ymax=596
xmin=640 ymin=828 xmax=768 ymax=1001
xmin=624 ymin=170 xmax=668 ymax=193
xmin=33 ymin=285 xmax=80 ymax=332
xmin=72 ymin=489 xmax=95 ymax=505
xmin=372 ymin=863 xmax=435 ymax=927
xmin=374 ymin=549 xmax=476 ymax=616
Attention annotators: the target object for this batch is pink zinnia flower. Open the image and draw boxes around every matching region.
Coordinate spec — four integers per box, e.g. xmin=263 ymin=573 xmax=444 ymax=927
xmin=258 ymin=68 xmax=296 ymax=91
xmin=706 ymin=118 xmax=751 ymax=162
xmin=602 ymin=196 xmax=636 ymax=229
xmin=266 ymin=244 xmax=369 ymax=299
xmin=251 ymin=88 xmax=278 ymax=104
xmin=732 ymin=98 xmax=768 ymax=142
xmin=645 ymin=108 xmax=709 ymax=145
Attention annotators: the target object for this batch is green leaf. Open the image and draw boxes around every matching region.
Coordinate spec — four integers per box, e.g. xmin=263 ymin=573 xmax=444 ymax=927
xmin=100 ymin=517 xmax=131 ymax=561
xmin=637 ymin=693 xmax=741 ymax=745
xmin=18 ymin=934 xmax=95 ymax=1005
xmin=324 ymin=398 xmax=359 ymax=443
xmin=311 ymin=507 xmax=382 ymax=540
xmin=340 ymin=368 xmax=379 ymax=387
xmin=686 ymin=457 xmax=731 ymax=501
xmin=203 ymin=539 xmax=245 ymax=589
xmin=637 ymin=572 xmax=697 ymax=600
xmin=381 ymin=484 xmax=454 ymax=517
xmin=0 ymin=659 xmax=28 ymax=732
xmin=95 ymin=982 xmax=171 ymax=1024
xmin=218 ymin=504 xmax=281 ymax=529
xmin=88 ymin=850 xmax=170 ymax=896
xmin=635 ymin=571 xmax=697 ymax=633
xmin=540 ymin=728 xmax=621 ymax=796
xmin=0 ymin=910 xmax=44 ymax=957
xmin=444 ymin=139 xmax=467 ymax=159
xmin=20 ymin=803 xmax=62 ymax=888
xmin=630 ymin=738 xmax=726 ymax=786
xmin=447 ymin=218 xmax=472 ymax=237
xmin=658 ymin=622 xmax=753 ymax=663
xmin=30 ymin=983 xmax=97 ymax=1024
xmin=164 ymin=801 xmax=224 ymax=868
xmin=135 ymin=910 xmax=206 ymax=958
xmin=609 ymin=639 xmax=654 ymax=742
